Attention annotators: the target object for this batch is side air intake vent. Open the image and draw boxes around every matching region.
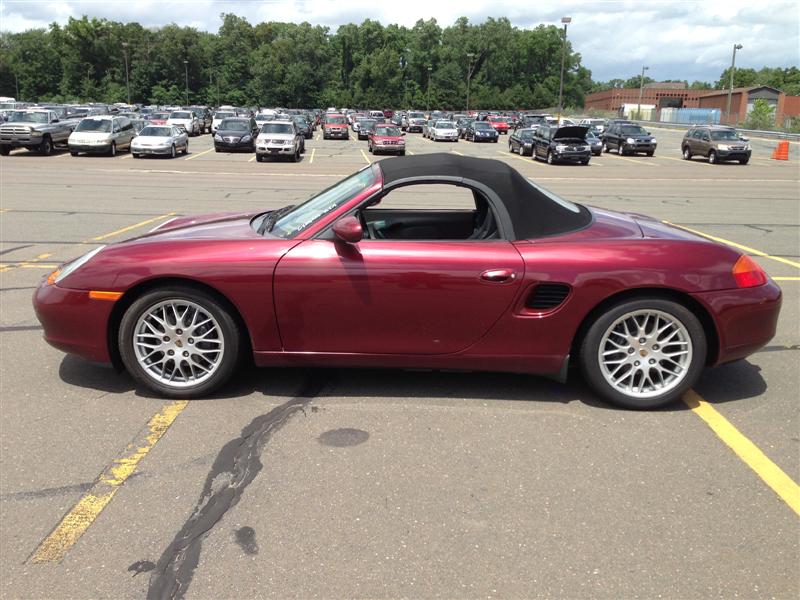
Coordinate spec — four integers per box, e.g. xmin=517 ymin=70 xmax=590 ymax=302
xmin=526 ymin=283 xmax=570 ymax=310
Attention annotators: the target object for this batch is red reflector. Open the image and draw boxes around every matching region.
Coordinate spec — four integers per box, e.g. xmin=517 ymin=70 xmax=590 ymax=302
xmin=732 ymin=255 xmax=767 ymax=288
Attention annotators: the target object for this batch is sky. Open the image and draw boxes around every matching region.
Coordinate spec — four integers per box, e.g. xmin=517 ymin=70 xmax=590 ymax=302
xmin=0 ymin=0 xmax=798 ymax=83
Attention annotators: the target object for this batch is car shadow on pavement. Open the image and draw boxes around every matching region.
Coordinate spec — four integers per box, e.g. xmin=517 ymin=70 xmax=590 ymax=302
xmin=58 ymin=356 xmax=767 ymax=411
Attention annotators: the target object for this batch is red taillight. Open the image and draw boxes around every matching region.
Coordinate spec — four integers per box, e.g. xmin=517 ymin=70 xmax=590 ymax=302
xmin=732 ymin=255 xmax=767 ymax=288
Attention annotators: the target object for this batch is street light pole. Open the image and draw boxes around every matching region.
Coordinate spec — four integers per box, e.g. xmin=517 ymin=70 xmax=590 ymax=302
xmin=466 ymin=52 xmax=475 ymax=113
xmin=557 ymin=16 xmax=571 ymax=118
xmin=426 ymin=66 xmax=432 ymax=113
xmin=636 ymin=65 xmax=649 ymax=119
xmin=726 ymin=44 xmax=743 ymax=123
xmin=14 ymin=73 xmax=19 ymax=101
xmin=121 ymin=42 xmax=131 ymax=105
xmin=183 ymin=60 xmax=189 ymax=105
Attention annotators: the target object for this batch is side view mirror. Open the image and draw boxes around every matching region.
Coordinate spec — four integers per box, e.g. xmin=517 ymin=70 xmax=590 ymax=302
xmin=332 ymin=216 xmax=363 ymax=244
xmin=740 ymin=136 xmax=749 ymax=142
xmin=401 ymin=132 xmax=406 ymax=136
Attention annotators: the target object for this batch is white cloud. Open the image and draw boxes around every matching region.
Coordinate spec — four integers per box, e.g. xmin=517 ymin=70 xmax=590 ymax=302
xmin=0 ymin=0 xmax=797 ymax=82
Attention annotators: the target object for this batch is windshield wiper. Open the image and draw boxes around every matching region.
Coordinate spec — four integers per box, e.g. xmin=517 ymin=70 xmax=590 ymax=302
xmin=257 ymin=205 xmax=295 ymax=235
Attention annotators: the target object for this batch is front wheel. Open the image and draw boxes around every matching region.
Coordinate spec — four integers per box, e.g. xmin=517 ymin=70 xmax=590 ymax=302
xmin=109 ymin=142 xmax=117 ymax=157
xmin=170 ymin=144 xmax=176 ymax=158
xmin=0 ymin=145 xmax=10 ymax=156
xmin=579 ymin=299 xmax=706 ymax=409
xmin=118 ymin=287 xmax=241 ymax=398
xmin=40 ymin=136 xmax=53 ymax=156
xmin=739 ymin=157 xmax=749 ymax=165
xmin=682 ymin=146 xmax=692 ymax=160
xmin=708 ymin=150 xmax=717 ymax=164
xmin=617 ymin=144 xmax=624 ymax=156
xmin=546 ymin=150 xmax=555 ymax=165
xmin=602 ymin=142 xmax=608 ymax=153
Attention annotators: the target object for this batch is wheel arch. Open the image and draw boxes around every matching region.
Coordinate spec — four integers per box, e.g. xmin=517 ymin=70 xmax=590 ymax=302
xmin=107 ymin=277 xmax=254 ymax=371
xmin=569 ymin=287 xmax=720 ymax=368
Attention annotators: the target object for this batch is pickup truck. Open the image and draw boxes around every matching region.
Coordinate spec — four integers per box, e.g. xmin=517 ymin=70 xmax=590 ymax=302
xmin=0 ymin=110 xmax=79 ymax=155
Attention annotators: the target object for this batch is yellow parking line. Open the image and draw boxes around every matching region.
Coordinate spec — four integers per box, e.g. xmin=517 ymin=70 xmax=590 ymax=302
xmin=360 ymin=148 xmax=371 ymax=164
xmin=659 ymin=155 xmax=691 ymax=163
xmin=118 ymin=153 xmax=132 ymax=160
xmin=683 ymin=390 xmax=800 ymax=516
xmin=248 ymin=155 xmax=257 ymax=162
xmin=29 ymin=400 xmax=189 ymax=563
xmin=90 ymin=212 xmax=177 ymax=242
xmin=611 ymin=154 xmax=658 ymax=166
xmin=310 ymin=148 xmax=316 ymax=164
xmin=56 ymin=152 xmax=71 ymax=158
xmin=451 ymin=150 xmax=464 ymax=156
xmin=407 ymin=150 xmax=415 ymax=155
xmin=184 ymin=147 xmax=214 ymax=161
xmin=664 ymin=221 xmax=800 ymax=269
xmin=774 ymin=276 xmax=800 ymax=281
xmin=496 ymin=150 xmax=529 ymax=164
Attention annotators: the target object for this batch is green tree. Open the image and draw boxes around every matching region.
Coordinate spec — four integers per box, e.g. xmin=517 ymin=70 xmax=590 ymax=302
xmin=743 ymin=98 xmax=776 ymax=129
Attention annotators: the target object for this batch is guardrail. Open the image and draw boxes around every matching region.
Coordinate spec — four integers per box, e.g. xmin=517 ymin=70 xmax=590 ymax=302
xmin=630 ymin=120 xmax=800 ymax=142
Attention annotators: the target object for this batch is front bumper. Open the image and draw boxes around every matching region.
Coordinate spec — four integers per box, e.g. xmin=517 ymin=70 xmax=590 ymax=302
xmin=68 ymin=142 xmax=111 ymax=154
xmin=0 ymin=135 xmax=44 ymax=148
xmin=433 ymin=133 xmax=458 ymax=141
xmin=33 ymin=283 xmax=115 ymax=364
xmin=324 ymin=128 xmax=348 ymax=138
xmin=692 ymin=280 xmax=782 ymax=365
xmin=553 ymin=149 xmax=591 ymax=162
xmin=623 ymin=142 xmax=657 ymax=154
xmin=214 ymin=140 xmax=253 ymax=151
xmin=717 ymin=148 xmax=752 ymax=160
xmin=472 ymin=134 xmax=498 ymax=142
xmin=132 ymin=145 xmax=172 ymax=155
xmin=257 ymin=144 xmax=295 ymax=156
xmin=373 ymin=143 xmax=405 ymax=154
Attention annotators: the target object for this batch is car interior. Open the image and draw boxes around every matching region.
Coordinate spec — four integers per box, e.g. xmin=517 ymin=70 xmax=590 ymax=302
xmin=357 ymin=183 xmax=500 ymax=241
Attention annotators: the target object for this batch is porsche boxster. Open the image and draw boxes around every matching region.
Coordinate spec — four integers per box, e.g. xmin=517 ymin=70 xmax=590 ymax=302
xmin=34 ymin=154 xmax=781 ymax=409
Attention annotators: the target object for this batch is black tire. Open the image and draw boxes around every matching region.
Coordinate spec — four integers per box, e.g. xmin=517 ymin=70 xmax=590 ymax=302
xmin=579 ymin=298 xmax=707 ymax=410
xmin=119 ymin=286 xmax=242 ymax=399
xmin=109 ymin=142 xmax=117 ymax=157
xmin=70 ymin=151 xmax=79 ymax=157
xmin=132 ymin=153 xmax=140 ymax=159
xmin=581 ymin=159 xmax=590 ymax=165
xmin=183 ymin=142 xmax=189 ymax=155
xmin=170 ymin=144 xmax=176 ymax=158
xmin=293 ymin=147 xmax=300 ymax=162
xmin=645 ymin=151 xmax=654 ymax=157
xmin=682 ymin=146 xmax=692 ymax=160
xmin=547 ymin=150 xmax=555 ymax=165
xmin=739 ymin=157 xmax=749 ymax=165
xmin=617 ymin=144 xmax=624 ymax=156
xmin=399 ymin=151 xmax=405 ymax=156
xmin=256 ymin=154 xmax=263 ymax=162
xmin=0 ymin=146 xmax=10 ymax=156
xmin=602 ymin=142 xmax=609 ymax=153
xmin=708 ymin=150 xmax=717 ymax=164
xmin=40 ymin=135 xmax=53 ymax=156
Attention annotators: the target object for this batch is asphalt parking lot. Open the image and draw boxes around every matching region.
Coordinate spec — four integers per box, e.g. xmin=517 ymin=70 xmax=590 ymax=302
xmin=1 ymin=125 xmax=798 ymax=599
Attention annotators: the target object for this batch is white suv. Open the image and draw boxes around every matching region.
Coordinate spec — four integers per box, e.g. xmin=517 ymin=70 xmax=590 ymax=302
xmin=255 ymin=121 xmax=303 ymax=162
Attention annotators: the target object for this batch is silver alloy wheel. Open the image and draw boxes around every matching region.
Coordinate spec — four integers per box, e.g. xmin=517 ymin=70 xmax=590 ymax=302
xmin=598 ymin=309 xmax=692 ymax=399
xmin=133 ymin=299 xmax=224 ymax=388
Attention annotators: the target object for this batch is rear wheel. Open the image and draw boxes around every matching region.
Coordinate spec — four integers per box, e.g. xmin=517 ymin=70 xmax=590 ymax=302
xmin=118 ymin=287 xmax=241 ymax=398
xmin=579 ymin=298 xmax=706 ymax=410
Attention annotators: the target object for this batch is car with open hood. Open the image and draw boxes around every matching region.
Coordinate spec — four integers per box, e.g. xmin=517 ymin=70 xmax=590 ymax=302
xmin=33 ymin=154 xmax=781 ymax=410
xmin=255 ymin=121 xmax=303 ymax=162
xmin=367 ymin=124 xmax=406 ymax=155
xmin=532 ymin=125 xmax=591 ymax=165
xmin=131 ymin=124 xmax=189 ymax=158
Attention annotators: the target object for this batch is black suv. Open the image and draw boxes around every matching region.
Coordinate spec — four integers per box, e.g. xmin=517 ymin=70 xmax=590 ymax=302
xmin=532 ymin=125 xmax=591 ymax=165
xmin=681 ymin=126 xmax=751 ymax=164
xmin=602 ymin=122 xmax=657 ymax=156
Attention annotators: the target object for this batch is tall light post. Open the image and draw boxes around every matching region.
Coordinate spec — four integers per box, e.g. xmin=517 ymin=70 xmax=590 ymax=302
xmin=426 ymin=65 xmax=432 ymax=113
xmin=557 ymin=16 xmax=571 ymax=117
xmin=636 ymin=65 xmax=649 ymax=120
xmin=121 ymin=42 xmax=131 ymax=105
xmin=466 ymin=52 xmax=476 ymax=113
xmin=726 ymin=44 xmax=743 ymax=123
xmin=183 ymin=59 xmax=189 ymax=105
xmin=14 ymin=72 xmax=19 ymax=101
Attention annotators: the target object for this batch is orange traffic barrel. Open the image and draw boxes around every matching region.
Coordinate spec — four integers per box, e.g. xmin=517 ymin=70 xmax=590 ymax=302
xmin=771 ymin=140 xmax=789 ymax=160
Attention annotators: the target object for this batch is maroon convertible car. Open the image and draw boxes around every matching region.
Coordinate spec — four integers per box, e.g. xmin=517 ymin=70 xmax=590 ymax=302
xmin=34 ymin=154 xmax=781 ymax=409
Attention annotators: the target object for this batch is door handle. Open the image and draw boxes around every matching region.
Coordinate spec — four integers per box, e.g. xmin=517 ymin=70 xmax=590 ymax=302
xmin=480 ymin=268 xmax=516 ymax=283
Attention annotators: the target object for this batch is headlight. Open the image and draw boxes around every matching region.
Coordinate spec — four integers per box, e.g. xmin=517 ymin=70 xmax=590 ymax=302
xmin=626 ymin=137 xmax=635 ymax=144
xmin=745 ymin=144 xmax=751 ymax=150
xmin=214 ymin=134 xmax=222 ymax=141
xmin=650 ymin=138 xmax=657 ymax=144
xmin=241 ymin=135 xmax=251 ymax=142
xmin=583 ymin=145 xmax=591 ymax=151
xmin=47 ymin=246 xmax=106 ymax=285
xmin=717 ymin=144 xmax=729 ymax=151
xmin=555 ymin=144 xmax=567 ymax=152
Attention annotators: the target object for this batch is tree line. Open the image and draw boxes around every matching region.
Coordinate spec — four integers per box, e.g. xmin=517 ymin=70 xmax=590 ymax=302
xmin=0 ymin=14 xmax=594 ymax=110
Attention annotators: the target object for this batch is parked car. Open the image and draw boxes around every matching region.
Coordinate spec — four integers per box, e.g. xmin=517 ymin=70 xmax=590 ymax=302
xmin=149 ymin=112 xmax=171 ymax=125
xmin=255 ymin=121 xmax=303 ymax=162
xmin=487 ymin=116 xmax=511 ymax=135
xmin=292 ymin=115 xmax=312 ymax=139
xmin=586 ymin=130 xmax=603 ymax=156
xmin=428 ymin=120 xmax=459 ymax=142
xmin=406 ymin=111 xmax=426 ymax=133
xmin=456 ymin=118 xmax=474 ymax=138
xmin=211 ymin=110 xmax=236 ymax=133
xmin=167 ymin=110 xmax=200 ymax=136
xmin=67 ymin=115 xmax=136 ymax=156
xmin=357 ymin=118 xmax=377 ymax=140
xmin=681 ymin=126 xmax=751 ymax=164
xmin=578 ymin=118 xmax=606 ymax=134
xmin=508 ymin=128 xmax=536 ymax=156
xmin=213 ymin=117 xmax=259 ymax=152
xmin=369 ymin=110 xmax=386 ymax=122
xmin=532 ymin=125 xmax=591 ymax=165
xmin=131 ymin=125 xmax=189 ymax=158
xmin=191 ymin=108 xmax=212 ymax=134
xmin=464 ymin=121 xmax=499 ymax=143
xmin=602 ymin=122 xmax=657 ymax=156
xmin=34 ymin=154 xmax=781 ymax=410
xmin=0 ymin=109 xmax=78 ymax=155
xmin=367 ymin=124 xmax=406 ymax=155
xmin=323 ymin=114 xmax=349 ymax=139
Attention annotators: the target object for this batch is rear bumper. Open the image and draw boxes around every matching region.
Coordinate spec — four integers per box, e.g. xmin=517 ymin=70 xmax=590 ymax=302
xmin=692 ymin=280 xmax=782 ymax=365
xmin=33 ymin=283 xmax=114 ymax=364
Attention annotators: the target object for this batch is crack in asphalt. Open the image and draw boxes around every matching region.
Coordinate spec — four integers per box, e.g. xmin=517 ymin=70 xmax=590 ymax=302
xmin=147 ymin=373 xmax=332 ymax=600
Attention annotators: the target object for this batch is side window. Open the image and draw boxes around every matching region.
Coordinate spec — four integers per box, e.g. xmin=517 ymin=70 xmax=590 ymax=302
xmin=112 ymin=120 xmax=120 ymax=133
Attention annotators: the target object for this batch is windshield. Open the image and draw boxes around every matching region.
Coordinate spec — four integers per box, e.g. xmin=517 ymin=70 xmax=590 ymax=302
xmin=261 ymin=123 xmax=293 ymax=134
xmin=710 ymin=129 xmax=740 ymax=141
xmin=619 ymin=125 xmax=647 ymax=135
xmin=139 ymin=126 xmax=173 ymax=137
xmin=8 ymin=112 xmax=49 ymax=123
xmin=270 ymin=166 xmax=378 ymax=239
xmin=519 ymin=130 xmax=534 ymax=139
xmin=170 ymin=112 xmax=192 ymax=119
xmin=75 ymin=118 xmax=111 ymax=132
xmin=219 ymin=119 xmax=249 ymax=131
xmin=375 ymin=126 xmax=400 ymax=136
xmin=474 ymin=122 xmax=493 ymax=130
xmin=153 ymin=113 xmax=170 ymax=120
xmin=409 ymin=112 xmax=424 ymax=119
xmin=326 ymin=116 xmax=346 ymax=125
xmin=214 ymin=112 xmax=234 ymax=120
xmin=435 ymin=121 xmax=455 ymax=128
xmin=360 ymin=120 xmax=376 ymax=129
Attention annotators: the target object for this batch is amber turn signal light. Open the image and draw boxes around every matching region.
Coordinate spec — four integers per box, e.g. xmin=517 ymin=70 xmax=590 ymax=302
xmin=732 ymin=255 xmax=767 ymax=288
xmin=46 ymin=269 xmax=61 ymax=285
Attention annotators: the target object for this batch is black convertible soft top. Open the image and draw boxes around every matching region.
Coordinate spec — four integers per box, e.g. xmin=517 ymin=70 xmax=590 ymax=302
xmin=378 ymin=153 xmax=592 ymax=239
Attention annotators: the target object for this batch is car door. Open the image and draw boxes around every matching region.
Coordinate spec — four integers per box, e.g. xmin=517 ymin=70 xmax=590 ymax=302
xmin=272 ymin=184 xmax=525 ymax=355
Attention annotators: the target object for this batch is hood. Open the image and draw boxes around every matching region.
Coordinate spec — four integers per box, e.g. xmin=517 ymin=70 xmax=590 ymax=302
xmin=216 ymin=129 xmax=251 ymax=136
xmin=258 ymin=132 xmax=293 ymax=140
xmin=373 ymin=135 xmax=403 ymax=141
xmin=69 ymin=131 xmax=112 ymax=141
xmin=133 ymin=210 xmax=261 ymax=243
xmin=552 ymin=126 xmax=588 ymax=140
xmin=132 ymin=135 xmax=173 ymax=144
xmin=325 ymin=122 xmax=347 ymax=128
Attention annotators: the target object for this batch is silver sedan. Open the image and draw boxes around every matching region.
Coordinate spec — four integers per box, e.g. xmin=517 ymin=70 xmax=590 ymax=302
xmin=131 ymin=125 xmax=189 ymax=159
